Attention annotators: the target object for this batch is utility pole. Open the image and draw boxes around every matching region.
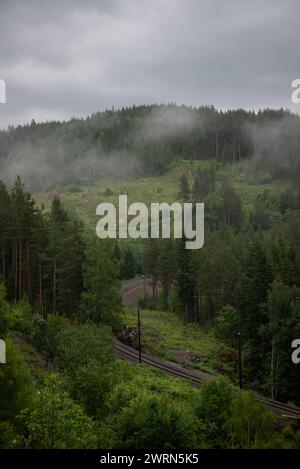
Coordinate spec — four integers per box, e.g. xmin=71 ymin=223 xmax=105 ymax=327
xmin=237 ymin=332 xmax=242 ymax=389
xmin=137 ymin=308 xmax=142 ymax=363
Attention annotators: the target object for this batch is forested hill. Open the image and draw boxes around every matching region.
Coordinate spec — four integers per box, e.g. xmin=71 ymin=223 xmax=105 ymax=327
xmin=1 ymin=104 xmax=300 ymax=189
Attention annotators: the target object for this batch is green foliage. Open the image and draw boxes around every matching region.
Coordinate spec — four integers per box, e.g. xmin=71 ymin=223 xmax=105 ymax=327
xmin=0 ymin=340 xmax=34 ymax=425
xmin=80 ymin=239 xmax=123 ymax=330
xmin=47 ymin=196 xmax=84 ymax=315
xmin=71 ymin=360 xmax=116 ymax=416
xmin=18 ymin=374 xmax=97 ymax=449
xmin=221 ymin=183 xmax=242 ymax=230
xmin=0 ymin=107 xmax=300 ymax=448
xmin=195 ymin=378 xmax=237 ymax=448
xmin=230 ymin=392 xmax=276 ymax=448
xmin=0 ymin=283 xmax=10 ymax=337
xmin=120 ymin=248 xmax=136 ymax=279
xmin=262 ymin=281 xmax=300 ymax=403
xmin=1 ymin=105 xmax=300 ymax=189
xmin=178 ymin=174 xmax=190 ymax=201
xmin=8 ymin=299 xmax=33 ymax=337
xmin=46 ymin=320 xmax=113 ymax=374
xmin=194 ymin=378 xmax=277 ymax=448
xmin=111 ymin=391 xmax=199 ymax=449
xmin=215 ymin=305 xmax=240 ymax=345
xmin=32 ymin=314 xmax=70 ymax=358
xmin=193 ymin=163 xmax=217 ymax=200
xmin=249 ymin=190 xmax=279 ymax=231
xmin=103 ymin=187 xmax=113 ymax=196
xmin=0 ymin=421 xmax=18 ymax=449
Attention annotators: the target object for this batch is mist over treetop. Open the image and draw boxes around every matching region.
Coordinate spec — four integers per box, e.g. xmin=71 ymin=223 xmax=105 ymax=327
xmin=0 ymin=104 xmax=299 ymax=189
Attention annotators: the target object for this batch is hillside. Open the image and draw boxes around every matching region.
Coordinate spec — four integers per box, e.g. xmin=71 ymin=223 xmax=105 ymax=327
xmin=33 ymin=160 xmax=289 ymax=228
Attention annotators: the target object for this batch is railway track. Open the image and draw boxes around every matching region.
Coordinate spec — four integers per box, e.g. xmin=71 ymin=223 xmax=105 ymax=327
xmin=114 ymin=340 xmax=300 ymax=420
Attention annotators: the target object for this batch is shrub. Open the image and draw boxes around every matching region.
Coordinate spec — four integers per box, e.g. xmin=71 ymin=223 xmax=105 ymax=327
xmin=0 ymin=421 xmax=18 ymax=448
xmin=113 ymin=391 xmax=199 ymax=449
xmin=72 ymin=360 xmax=116 ymax=416
xmin=18 ymin=374 xmax=97 ymax=449
xmin=8 ymin=299 xmax=33 ymax=337
xmin=194 ymin=378 xmax=237 ymax=448
xmin=103 ymin=187 xmax=113 ymax=196
xmin=229 ymin=391 xmax=276 ymax=448
xmin=0 ymin=340 xmax=34 ymax=424
xmin=53 ymin=322 xmax=113 ymax=374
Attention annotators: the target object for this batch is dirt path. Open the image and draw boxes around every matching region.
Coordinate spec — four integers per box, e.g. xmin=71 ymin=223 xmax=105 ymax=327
xmin=121 ymin=277 xmax=152 ymax=307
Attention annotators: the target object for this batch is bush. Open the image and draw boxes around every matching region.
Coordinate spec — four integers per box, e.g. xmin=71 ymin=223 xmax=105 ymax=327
xmin=31 ymin=314 xmax=69 ymax=357
xmin=229 ymin=391 xmax=276 ymax=448
xmin=103 ymin=187 xmax=113 ymax=196
xmin=8 ymin=299 xmax=33 ymax=337
xmin=194 ymin=377 xmax=277 ymax=448
xmin=195 ymin=378 xmax=237 ymax=448
xmin=18 ymin=374 xmax=97 ymax=449
xmin=112 ymin=391 xmax=199 ymax=448
xmin=0 ymin=340 xmax=34 ymax=424
xmin=72 ymin=360 xmax=116 ymax=416
xmin=0 ymin=421 xmax=18 ymax=448
xmin=53 ymin=322 xmax=113 ymax=374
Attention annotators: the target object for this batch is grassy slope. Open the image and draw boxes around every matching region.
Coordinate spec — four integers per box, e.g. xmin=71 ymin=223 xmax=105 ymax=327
xmin=10 ymin=331 xmax=198 ymax=407
xmin=123 ymin=307 xmax=236 ymax=378
xmin=34 ymin=160 xmax=288 ymax=228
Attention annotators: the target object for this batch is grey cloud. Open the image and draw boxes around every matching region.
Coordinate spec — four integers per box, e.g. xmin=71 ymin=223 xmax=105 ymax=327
xmin=1 ymin=140 xmax=141 ymax=189
xmin=139 ymin=106 xmax=202 ymax=141
xmin=0 ymin=0 xmax=300 ymax=129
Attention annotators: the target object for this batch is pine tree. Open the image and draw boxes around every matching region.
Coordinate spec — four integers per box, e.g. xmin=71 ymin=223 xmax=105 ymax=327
xmin=222 ymin=183 xmax=242 ymax=230
xmin=80 ymin=239 xmax=123 ymax=330
xmin=238 ymin=238 xmax=272 ymax=386
xmin=0 ymin=182 xmax=11 ymax=286
xmin=178 ymin=174 xmax=190 ymax=201
xmin=158 ymin=238 xmax=174 ymax=309
xmin=120 ymin=248 xmax=136 ymax=280
xmin=10 ymin=176 xmax=37 ymax=301
xmin=175 ymin=237 xmax=198 ymax=322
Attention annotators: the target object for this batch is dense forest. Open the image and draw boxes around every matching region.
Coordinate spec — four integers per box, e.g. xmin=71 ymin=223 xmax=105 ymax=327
xmin=1 ymin=105 xmax=300 ymax=448
xmin=1 ymin=104 xmax=300 ymax=188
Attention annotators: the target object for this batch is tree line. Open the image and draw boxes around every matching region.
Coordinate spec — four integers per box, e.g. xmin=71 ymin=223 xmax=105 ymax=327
xmin=1 ymin=104 xmax=300 ymax=188
xmin=0 ymin=176 xmax=122 ymax=327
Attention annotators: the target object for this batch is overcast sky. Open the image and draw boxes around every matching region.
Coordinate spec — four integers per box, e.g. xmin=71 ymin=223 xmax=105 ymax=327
xmin=0 ymin=0 xmax=299 ymax=129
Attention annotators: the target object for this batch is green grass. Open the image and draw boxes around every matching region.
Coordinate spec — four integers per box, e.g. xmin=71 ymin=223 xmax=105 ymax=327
xmin=116 ymin=357 xmax=199 ymax=404
xmin=123 ymin=307 xmax=236 ymax=378
xmin=33 ymin=160 xmax=289 ymax=228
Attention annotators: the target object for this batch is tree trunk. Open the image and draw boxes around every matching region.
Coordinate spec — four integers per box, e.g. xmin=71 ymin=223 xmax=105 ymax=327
xmin=38 ymin=252 xmax=43 ymax=310
xmin=53 ymin=256 xmax=57 ymax=314
xmin=19 ymin=238 xmax=22 ymax=299
xmin=2 ymin=242 xmax=5 ymax=285
xmin=26 ymin=241 xmax=32 ymax=303
xmin=14 ymin=240 xmax=18 ymax=300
